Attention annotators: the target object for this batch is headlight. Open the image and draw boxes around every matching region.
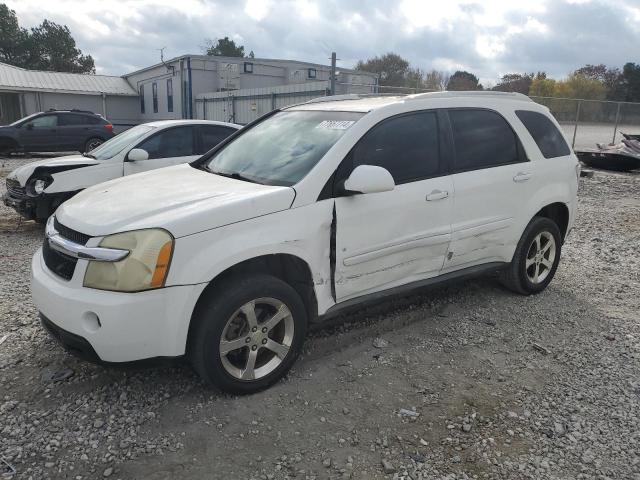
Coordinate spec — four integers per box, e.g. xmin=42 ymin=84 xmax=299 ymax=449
xmin=83 ymin=229 xmax=174 ymax=292
xmin=27 ymin=176 xmax=52 ymax=196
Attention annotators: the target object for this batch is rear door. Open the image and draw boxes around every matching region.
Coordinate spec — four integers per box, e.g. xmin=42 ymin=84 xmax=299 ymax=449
xmin=57 ymin=113 xmax=88 ymax=150
xmin=196 ymin=125 xmax=237 ymax=154
xmin=444 ymin=108 xmax=534 ymax=270
xmin=124 ymin=125 xmax=198 ymax=175
xmin=18 ymin=113 xmax=59 ymax=151
xmin=334 ymin=110 xmax=454 ymax=301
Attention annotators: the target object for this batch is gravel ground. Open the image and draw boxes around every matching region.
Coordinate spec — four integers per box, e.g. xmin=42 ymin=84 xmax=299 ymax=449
xmin=1 ymin=155 xmax=639 ymax=480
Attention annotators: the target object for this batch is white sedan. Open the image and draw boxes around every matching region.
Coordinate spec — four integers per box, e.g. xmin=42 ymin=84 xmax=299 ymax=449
xmin=3 ymin=120 xmax=241 ymax=222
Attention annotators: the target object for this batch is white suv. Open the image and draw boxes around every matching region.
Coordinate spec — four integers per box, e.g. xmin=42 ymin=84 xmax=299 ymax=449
xmin=31 ymin=92 xmax=578 ymax=393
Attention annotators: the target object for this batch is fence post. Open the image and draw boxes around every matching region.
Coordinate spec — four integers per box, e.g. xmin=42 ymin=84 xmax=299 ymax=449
xmin=330 ymin=52 xmax=336 ymax=95
xmin=202 ymin=98 xmax=207 ymax=120
xmin=271 ymin=92 xmax=276 ymax=111
xmin=612 ymin=102 xmax=621 ymax=144
xmin=571 ymin=100 xmax=582 ymax=149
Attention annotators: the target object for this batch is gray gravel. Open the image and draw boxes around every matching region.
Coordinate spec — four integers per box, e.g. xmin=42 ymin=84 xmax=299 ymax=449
xmin=1 ymin=156 xmax=639 ymax=479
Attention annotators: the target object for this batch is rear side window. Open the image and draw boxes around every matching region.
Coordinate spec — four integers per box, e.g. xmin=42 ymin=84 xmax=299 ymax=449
xmin=137 ymin=126 xmax=195 ymax=159
xmin=516 ymin=110 xmax=570 ymax=158
xmin=349 ymin=111 xmax=440 ymax=184
xmin=58 ymin=113 xmax=101 ymax=126
xmin=196 ymin=125 xmax=236 ymax=154
xmin=449 ymin=109 xmax=520 ymax=171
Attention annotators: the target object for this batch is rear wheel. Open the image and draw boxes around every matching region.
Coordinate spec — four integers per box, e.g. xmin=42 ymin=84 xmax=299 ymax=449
xmin=189 ymin=274 xmax=307 ymax=394
xmin=500 ymin=217 xmax=562 ymax=295
xmin=84 ymin=137 xmax=104 ymax=152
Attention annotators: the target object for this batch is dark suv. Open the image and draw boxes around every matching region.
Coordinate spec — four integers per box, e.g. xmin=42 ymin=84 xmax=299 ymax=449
xmin=0 ymin=110 xmax=115 ymax=154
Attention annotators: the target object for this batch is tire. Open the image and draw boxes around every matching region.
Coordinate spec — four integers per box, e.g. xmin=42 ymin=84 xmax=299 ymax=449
xmin=500 ymin=217 xmax=562 ymax=295
xmin=84 ymin=137 xmax=104 ymax=153
xmin=189 ymin=274 xmax=308 ymax=394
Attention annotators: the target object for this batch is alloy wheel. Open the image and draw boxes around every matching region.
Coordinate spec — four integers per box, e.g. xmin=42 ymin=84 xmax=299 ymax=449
xmin=219 ymin=297 xmax=294 ymax=381
xmin=525 ymin=231 xmax=556 ymax=284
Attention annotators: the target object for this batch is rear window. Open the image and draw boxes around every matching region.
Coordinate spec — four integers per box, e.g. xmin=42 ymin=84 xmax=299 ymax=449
xmin=516 ymin=110 xmax=571 ymax=159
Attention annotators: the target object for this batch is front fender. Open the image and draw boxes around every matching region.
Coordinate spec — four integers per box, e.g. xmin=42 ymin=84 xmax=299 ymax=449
xmin=167 ymin=202 xmax=335 ymax=315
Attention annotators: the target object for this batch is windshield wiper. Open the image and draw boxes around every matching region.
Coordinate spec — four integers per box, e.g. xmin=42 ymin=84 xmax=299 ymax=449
xmin=208 ymin=169 xmax=260 ymax=184
xmin=82 ymin=152 xmax=96 ymax=159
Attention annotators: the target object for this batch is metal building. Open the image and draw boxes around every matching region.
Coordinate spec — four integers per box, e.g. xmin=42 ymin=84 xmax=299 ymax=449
xmin=0 ymin=55 xmax=377 ymax=127
xmin=0 ymin=62 xmax=139 ymax=129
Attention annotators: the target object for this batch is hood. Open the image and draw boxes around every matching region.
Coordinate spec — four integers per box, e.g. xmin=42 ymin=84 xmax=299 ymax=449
xmin=56 ymin=163 xmax=296 ymax=238
xmin=8 ymin=155 xmax=99 ymax=185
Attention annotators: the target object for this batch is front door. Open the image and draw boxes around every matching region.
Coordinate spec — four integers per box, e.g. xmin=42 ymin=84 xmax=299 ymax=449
xmin=124 ymin=125 xmax=199 ymax=175
xmin=334 ymin=110 xmax=453 ymax=302
xmin=18 ymin=113 xmax=59 ymax=151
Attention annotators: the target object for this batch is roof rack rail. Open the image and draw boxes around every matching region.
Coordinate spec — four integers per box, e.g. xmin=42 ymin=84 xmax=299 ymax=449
xmin=406 ymin=91 xmax=533 ymax=102
xmin=46 ymin=108 xmax=98 ymax=114
xmin=303 ymin=93 xmax=401 ymax=105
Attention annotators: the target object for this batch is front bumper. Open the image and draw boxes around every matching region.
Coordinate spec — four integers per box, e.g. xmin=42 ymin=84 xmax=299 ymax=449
xmin=31 ymin=247 xmax=207 ymax=363
xmin=2 ymin=191 xmax=36 ymax=220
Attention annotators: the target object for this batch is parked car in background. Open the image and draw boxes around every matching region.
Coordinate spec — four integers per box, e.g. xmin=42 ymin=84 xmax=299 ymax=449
xmin=31 ymin=92 xmax=578 ymax=394
xmin=3 ymin=120 xmax=241 ymax=222
xmin=0 ymin=110 xmax=115 ymax=154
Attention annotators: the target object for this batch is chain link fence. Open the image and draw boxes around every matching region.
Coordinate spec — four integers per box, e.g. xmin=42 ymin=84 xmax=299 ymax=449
xmin=529 ymin=96 xmax=640 ymax=150
xmin=195 ymin=82 xmax=640 ymax=150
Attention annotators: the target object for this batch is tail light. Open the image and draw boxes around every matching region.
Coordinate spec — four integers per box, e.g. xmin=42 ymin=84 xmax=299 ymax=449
xmin=104 ymin=124 xmax=113 ymax=132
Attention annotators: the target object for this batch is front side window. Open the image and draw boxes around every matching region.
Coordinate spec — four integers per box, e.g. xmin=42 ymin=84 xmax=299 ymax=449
xmin=137 ymin=126 xmax=195 ymax=159
xmin=516 ymin=110 xmax=570 ymax=159
xmin=88 ymin=125 xmax=154 ymax=160
xmin=25 ymin=114 xmax=57 ymax=128
xmin=197 ymin=125 xmax=236 ymax=154
xmin=449 ymin=109 xmax=520 ymax=171
xmin=347 ymin=111 xmax=440 ymax=184
xmin=203 ymin=110 xmax=363 ymax=186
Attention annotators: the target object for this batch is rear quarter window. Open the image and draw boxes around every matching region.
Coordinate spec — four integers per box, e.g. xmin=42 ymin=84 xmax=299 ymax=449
xmin=515 ymin=110 xmax=571 ymax=159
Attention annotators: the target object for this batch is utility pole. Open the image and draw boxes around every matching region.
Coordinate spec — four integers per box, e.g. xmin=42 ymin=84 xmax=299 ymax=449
xmin=330 ymin=52 xmax=336 ymax=96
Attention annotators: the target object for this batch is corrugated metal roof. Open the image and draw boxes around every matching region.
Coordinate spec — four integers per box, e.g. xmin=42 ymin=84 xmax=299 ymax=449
xmin=0 ymin=62 xmax=137 ymax=96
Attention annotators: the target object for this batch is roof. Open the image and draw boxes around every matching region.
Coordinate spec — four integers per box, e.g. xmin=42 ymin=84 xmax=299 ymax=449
xmin=289 ymin=91 xmax=535 ymax=112
xmin=125 ymin=54 xmax=376 ymax=78
xmin=0 ymin=62 xmax=137 ymax=96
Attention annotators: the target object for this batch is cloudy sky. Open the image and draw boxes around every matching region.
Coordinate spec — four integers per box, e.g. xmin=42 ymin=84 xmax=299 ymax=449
xmin=6 ymin=0 xmax=640 ymax=85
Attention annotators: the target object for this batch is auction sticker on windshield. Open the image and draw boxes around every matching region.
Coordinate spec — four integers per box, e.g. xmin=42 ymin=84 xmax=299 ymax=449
xmin=316 ymin=120 xmax=356 ymax=130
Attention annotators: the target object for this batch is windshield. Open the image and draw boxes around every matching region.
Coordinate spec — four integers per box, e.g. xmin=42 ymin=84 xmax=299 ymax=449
xmin=10 ymin=113 xmax=40 ymax=126
xmin=88 ymin=125 xmax=154 ymax=160
xmin=203 ymin=110 xmax=363 ymax=186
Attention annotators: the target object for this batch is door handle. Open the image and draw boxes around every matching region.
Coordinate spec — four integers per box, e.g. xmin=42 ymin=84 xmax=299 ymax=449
xmin=513 ymin=172 xmax=532 ymax=183
xmin=426 ymin=190 xmax=449 ymax=201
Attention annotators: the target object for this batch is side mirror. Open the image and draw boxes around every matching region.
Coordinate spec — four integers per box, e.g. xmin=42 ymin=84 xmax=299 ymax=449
xmin=127 ymin=148 xmax=149 ymax=162
xmin=343 ymin=165 xmax=395 ymax=195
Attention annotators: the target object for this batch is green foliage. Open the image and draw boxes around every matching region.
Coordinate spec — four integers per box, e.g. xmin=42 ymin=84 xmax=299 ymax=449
xmin=355 ymin=52 xmax=411 ymax=87
xmin=0 ymin=4 xmax=94 ymax=73
xmin=529 ymin=77 xmax=557 ymax=97
xmin=447 ymin=71 xmax=482 ymax=91
xmin=205 ymin=37 xmax=246 ymax=57
xmin=622 ymin=63 xmax=640 ymax=102
xmin=493 ymin=73 xmax=538 ymax=94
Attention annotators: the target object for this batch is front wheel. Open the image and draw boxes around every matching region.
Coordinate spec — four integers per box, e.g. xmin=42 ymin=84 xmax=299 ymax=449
xmin=189 ymin=274 xmax=307 ymax=394
xmin=500 ymin=217 xmax=562 ymax=295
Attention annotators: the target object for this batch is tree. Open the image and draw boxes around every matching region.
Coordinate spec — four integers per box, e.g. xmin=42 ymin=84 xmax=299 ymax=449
xmin=355 ymin=53 xmax=410 ymax=87
xmin=493 ymin=73 xmax=534 ymax=94
xmin=0 ymin=4 xmax=28 ymax=66
xmin=529 ymin=77 xmax=556 ymax=97
xmin=574 ymin=64 xmax=624 ymax=100
xmin=205 ymin=36 xmax=245 ymax=57
xmin=423 ymin=69 xmax=449 ymax=91
xmin=0 ymin=4 xmax=94 ymax=73
xmin=555 ymin=73 xmax=607 ymax=100
xmin=621 ymin=62 xmax=640 ymax=102
xmin=25 ymin=20 xmax=94 ymax=73
xmin=447 ymin=70 xmax=482 ymax=91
